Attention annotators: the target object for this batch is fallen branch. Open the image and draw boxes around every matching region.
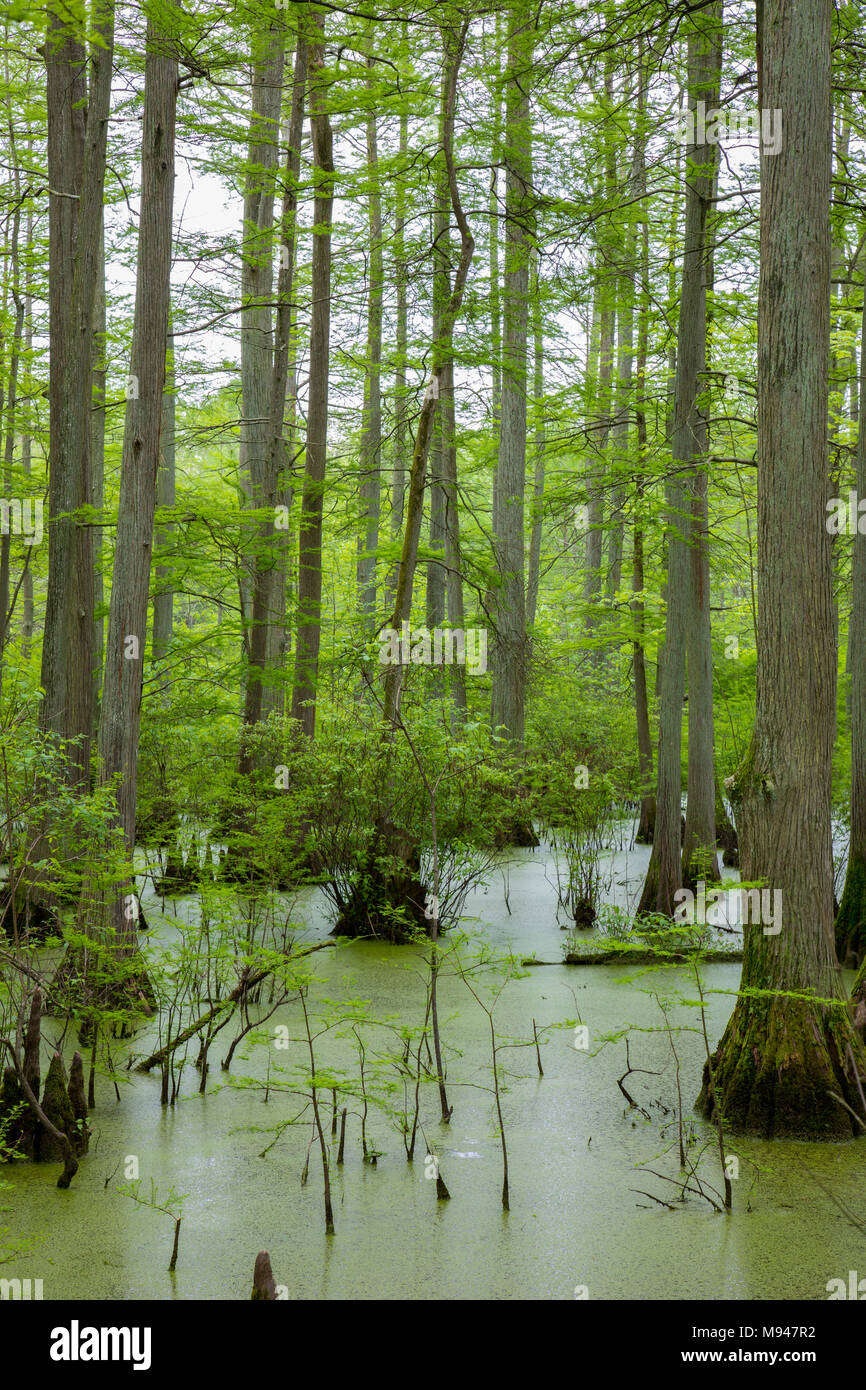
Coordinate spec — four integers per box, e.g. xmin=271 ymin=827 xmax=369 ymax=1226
xmin=134 ymin=941 xmax=335 ymax=1073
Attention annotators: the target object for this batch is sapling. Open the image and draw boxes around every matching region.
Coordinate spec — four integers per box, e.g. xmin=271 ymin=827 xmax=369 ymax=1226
xmin=389 ymin=1009 xmax=431 ymax=1160
xmin=116 ymin=1177 xmax=186 ymax=1271
xmin=298 ymin=986 xmax=334 ymax=1233
xmin=654 ymin=996 xmax=685 ymax=1166
xmin=453 ymin=942 xmax=540 ymax=1212
xmin=353 ymin=1025 xmax=375 ymax=1162
xmin=532 ymin=1018 xmax=543 ymax=1077
xmin=692 ymin=964 xmax=732 ymax=1210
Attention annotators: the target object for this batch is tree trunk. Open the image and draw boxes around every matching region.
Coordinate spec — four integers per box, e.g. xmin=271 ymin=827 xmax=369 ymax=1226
xmin=24 ymin=2 xmax=113 ymax=926
xmin=631 ymin=50 xmax=655 ymax=845
xmin=490 ymin=0 xmax=533 ymax=748
xmin=152 ymin=329 xmax=175 ymax=665
xmin=387 ymin=90 xmax=409 ymax=606
xmin=698 ymin=0 xmax=866 ymax=1139
xmin=638 ymin=8 xmax=720 ymax=914
xmin=20 ymin=200 xmax=33 ymax=660
xmin=291 ymin=9 xmax=334 ymax=739
xmin=0 ymin=188 xmax=23 ymax=697
xmin=836 ymin=263 xmax=866 ymax=965
xmin=241 ymin=34 xmax=307 ymax=757
xmin=356 ymin=33 xmax=383 ymax=630
xmin=381 ymin=20 xmax=474 ymax=729
xmin=333 ymin=24 xmax=475 ymax=941
xmin=239 ymin=18 xmax=285 ymax=732
xmin=40 ymin=2 xmax=113 ymax=791
xmin=681 ymin=15 xmax=723 ymax=889
xmin=443 ymin=361 xmax=466 ymax=722
xmin=526 ymin=252 xmax=544 ymax=632
xmin=91 ymin=208 xmax=106 ymax=725
xmin=488 ymin=8 xmax=502 ymax=433
xmin=97 ymin=2 xmax=177 ymax=959
xmin=425 ymin=135 xmax=449 ymax=634
xmin=607 ymin=123 xmax=635 ymax=603
xmin=582 ymin=48 xmax=616 ymax=652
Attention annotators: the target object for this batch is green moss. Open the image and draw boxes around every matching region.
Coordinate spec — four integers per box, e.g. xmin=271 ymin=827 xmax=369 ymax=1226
xmin=36 ymin=1054 xmax=76 ymax=1163
xmin=697 ymin=999 xmax=861 ymax=1140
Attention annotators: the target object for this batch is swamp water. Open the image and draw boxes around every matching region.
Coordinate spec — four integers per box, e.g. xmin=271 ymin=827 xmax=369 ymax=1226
xmin=3 ymin=837 xmax=865 ymax=1300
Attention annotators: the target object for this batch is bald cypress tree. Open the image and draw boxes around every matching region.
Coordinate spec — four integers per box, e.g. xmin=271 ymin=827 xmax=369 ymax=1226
xmin=698 ymin=0 xmax=866 ymax=1139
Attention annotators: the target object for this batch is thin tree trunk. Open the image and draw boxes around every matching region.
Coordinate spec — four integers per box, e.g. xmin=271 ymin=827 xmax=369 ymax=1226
xmin=291 ymin=8 xmax=334 ymax=738
xmin=582 ymin=48 xmax=616 ymax=650
xmin=387 ymin=92 xmax=409 ymax=606
xmin=638 ymin=8 xmax=720 ymax=915
xmin=0 ymin=187 xmax=22 ymax=695
xmin=240 ymin=35 xmax=307 ymax=758
xmin=443 ymin=361 xmax=466 ymax=721
xmin=91 ymin=205 xmax=106 ymax=724
xmin=20 ymin=202 xmax=33 ymax=660
xmin=239 ymin=18 xmax=286 ymax=729
xmin=526 ymin=252 xmax=544 ymax=632
xmin=607 ymin=75 xmax=639 ymax=604
xmin=357 ymin=29 xmax=383 ymax=628
xmin=682 ymin=16 xmax=723 ymax=889
xmin=97 ymin=3 xmax=177 ymax=955
xmin=426 ymin=143 xmax=449 ymax=633
xmin=382 ymin=20 xmax=474 ymax=729
xmin=489 ymin=7 xmax=502 ymax=433
xmin=490 ymin=0 xmax=533 ymax=747
xmin=152 ymin=329 xmax=175 ymax=665
xmin=631 ymin=43 xmax=655 ymax=845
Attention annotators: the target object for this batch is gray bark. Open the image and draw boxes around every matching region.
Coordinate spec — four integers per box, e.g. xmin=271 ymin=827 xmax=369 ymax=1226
xmin=357 ymin=32 xmax=383 ymax=628
xmin=241 ymin=35 xmax=307 ymax=752
xmin=701 ymin=0 xmax=866 ymax=1139
xmin=526 ymin=253 xmax=544 ymax=631
xmin=638 ymin=4 xmax=721 ymax=914
xmin=682 ymin=13 xmax=723 ymax=887
xmin=490 ymin=0 xmax=533 ymax=747
xmin=40 ymin=1 xmax=113 ymax=791
xmin=387 ymin=96 xmax=409 ymax=605
xmin=239 ymin=19 xmax=286 ymax=717
xmin=91 ymin=210 xmax=106 ymax=718
xmin=152 ymin=329 xmax=175 ymax=666
xmin=291 ymin=10 xmax=334 ymax=738
xmin=97 ymin=3 xmax=177 ymax=945
xmin=382 ymin=21 xmax=474 ymax=728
